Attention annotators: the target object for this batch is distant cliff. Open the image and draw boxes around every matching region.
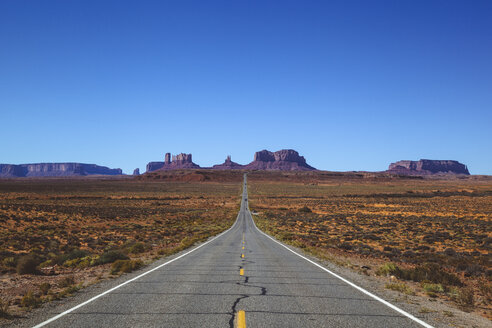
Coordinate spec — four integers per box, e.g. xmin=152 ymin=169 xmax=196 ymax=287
xmin=387 ymin=159 xmax=470 ymax=175
xmin=146 ymin=153 xmax=200 ymax=172
xmin=0 ymin=163 xmax=123 ymax=177
xmin=245 ymin=149 xmax=316 ymax=171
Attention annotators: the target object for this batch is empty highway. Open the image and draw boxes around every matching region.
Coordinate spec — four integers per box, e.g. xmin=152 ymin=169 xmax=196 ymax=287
xmin=28 ymin=174 xmax=431 ymax=327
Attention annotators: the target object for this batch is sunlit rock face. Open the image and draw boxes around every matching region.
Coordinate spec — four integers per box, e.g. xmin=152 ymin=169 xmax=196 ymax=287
xmin=0 ymin=163 xmax=123 ymax=177
xmin=146 ymin=149 xmax=316 ymax=172
xmin=146 ymin=153 xmax=200 ymax=172
xmin=245 ymin=149 xmax=316 ymax=171
xmin=388 ymin=159 xmax=470 ymax=175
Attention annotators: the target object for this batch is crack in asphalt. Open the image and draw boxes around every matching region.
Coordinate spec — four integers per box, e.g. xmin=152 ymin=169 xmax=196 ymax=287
xmin=228 ymin=293 xmax=248 ymax=328
xmin=228 ymin=272 xmax=269 ymax=327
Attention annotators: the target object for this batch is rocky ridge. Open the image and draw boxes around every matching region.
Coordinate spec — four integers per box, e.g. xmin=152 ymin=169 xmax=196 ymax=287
xmin=0 ymin=163 xmax=123 ymax=178
xmin=2 ymin=154 xmax=472 ymax=178
xmin=387 ymin=159 xmax=470 ymax=175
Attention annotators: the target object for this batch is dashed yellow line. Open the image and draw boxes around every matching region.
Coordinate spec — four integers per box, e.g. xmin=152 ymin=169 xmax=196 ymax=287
xmin=237 ymin=310 xmax=246 ymax=328
xmin=240 ymin=268 xmax=244 ymax=276
xmin=242 ymin=246 xmax=245 ymax=250
xmin=241 ymin=254 xmax=245 ymax=258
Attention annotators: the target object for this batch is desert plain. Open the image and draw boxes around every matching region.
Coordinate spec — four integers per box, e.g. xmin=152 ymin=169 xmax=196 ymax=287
xmin=0 ymin=170 xmax=490 ymax=323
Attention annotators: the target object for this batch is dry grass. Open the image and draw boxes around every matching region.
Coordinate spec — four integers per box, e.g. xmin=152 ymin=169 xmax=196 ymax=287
xmin=0 ymin=178 xmax=240 ymax=318
xmin=248 ymin=173 xmax=491 ymax=318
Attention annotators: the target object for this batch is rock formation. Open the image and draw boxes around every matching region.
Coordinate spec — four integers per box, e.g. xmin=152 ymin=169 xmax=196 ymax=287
xmin=146 ymin=162 xmax=164 ymax=172
xmin=245 ymin=149 xmax=316 ymax=171
xmin=145 ymin=149 xmax=315 ymax=173
xmin=133 ymin=168 xmax=140 ymax=175
xmin=172 ymin=153 xmax=193 ymax=165
xmin=212 ymin=156 xmax=245 ymax=170
xmin=0 ymin=163 xmax=123 ymax=178
xmin=387 ymin=159 xmax=470 ymax=175
xmin=253 ymin=150 xmax=275 ymax=162
xmin=0 ymin=164 xmax=27 ymax=177
xmin=145 ymin=153 xmax=200 ymax=172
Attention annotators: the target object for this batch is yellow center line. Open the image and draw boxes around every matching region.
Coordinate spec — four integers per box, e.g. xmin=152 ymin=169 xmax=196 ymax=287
xmin=242 ymin=246 xmax=245 ymax=250
xmin=237 ymin=310 xmax=246 ymax=328
xmin=241 ymin=254 xmax=244 ymax=258
xmin=240 ymin=268 xmax=244 ymax=276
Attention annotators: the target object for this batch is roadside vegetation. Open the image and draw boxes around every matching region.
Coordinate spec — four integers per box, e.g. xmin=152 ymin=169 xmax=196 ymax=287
xmin=0 ymin=178 xmax=240 ymax=319
xmin=248 ymin=173 xmax=491 ymax=319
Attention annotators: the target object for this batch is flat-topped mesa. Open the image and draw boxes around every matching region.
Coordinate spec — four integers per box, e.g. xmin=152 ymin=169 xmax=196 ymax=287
xmin=246 ymin=149 xmax=316 ymax=171
xmin=145 ymin=153 xmax=200 ymax=172
xmin=388 ymin=159 xmax=470 ymax=175
xmin=212 ymin=155 xmax=245 ymax=170
xmin=0 ymin=163 xmax=123 ymax=177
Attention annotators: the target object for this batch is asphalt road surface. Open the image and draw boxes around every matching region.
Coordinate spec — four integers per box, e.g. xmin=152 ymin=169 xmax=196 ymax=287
xmin=31 ymin=174 xmax=430 ymax=328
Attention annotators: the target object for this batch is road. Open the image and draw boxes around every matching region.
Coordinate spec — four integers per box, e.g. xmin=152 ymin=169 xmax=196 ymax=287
xmin=31 ymin=174 xmax=430 ymax=327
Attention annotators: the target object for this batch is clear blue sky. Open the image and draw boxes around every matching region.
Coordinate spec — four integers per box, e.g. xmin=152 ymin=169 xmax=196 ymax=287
xmin=1 ymin=1 xmax=491 ymax=174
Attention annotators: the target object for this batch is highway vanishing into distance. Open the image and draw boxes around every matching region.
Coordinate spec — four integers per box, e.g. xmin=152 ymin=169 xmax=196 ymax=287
xmin=28 ymin=175 xmax=431 ymax=328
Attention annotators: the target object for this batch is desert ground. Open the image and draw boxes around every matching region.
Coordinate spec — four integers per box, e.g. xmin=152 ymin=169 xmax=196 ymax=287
xmin=0 ymin=170 xmax=490 ymax=323
xmin=0 ymin=177 xmax=240 ymax=318
xmin=246 ymin=171 xmax=491 ymax=320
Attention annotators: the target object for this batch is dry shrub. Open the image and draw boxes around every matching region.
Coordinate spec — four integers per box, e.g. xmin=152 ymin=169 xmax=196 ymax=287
xmin=376 ymin=262 xmax=462 ymax=287
xmin=58 ymin=276 xmax=75 ymax=288
xmin=385 ymin=282 xmax=414 ymax=295
xmin=96 ymin=250 xmax=129 ymax=265
xmin=110 ymin=259 xmax=143 ymax=274
xmin=298 ymin=206 xmax=312 ymax=213
xmin=0 ymin=297 xmax=9 ymax=318
xmin=422 ymin=283 xmax=444 ymax=297
xmin=55 ymin=249 xmax=90 ymax=266
xmin=39 ymin=282 xmax=51 ymax=295
xmin=463 ymin=264 xmax=485 ymax=277
xmin=21 ymin=291 xmax=41 ymax=309
xmin=16 ymin=254 xmax=40 ymax=275
xmin=127 ymin=242 xmax=146 ymax=254
xmin=401 ymin=263 xmax=462 ymax=286
xmin=1 ymin=256 xmax=16 ymax=270
xmin=451 ymin=287 xmax=475 ymax=307
xmin=376 ymin=263 xmax=398 ymax=276
xmin=478 ymin=278 xmax=492 ymax=302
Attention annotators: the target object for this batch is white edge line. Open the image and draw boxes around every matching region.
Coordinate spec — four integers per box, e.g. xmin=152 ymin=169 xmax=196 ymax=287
xmin=249 ymin=212 xmax=434 ymax=328
xmin=32 ymin=215 xmax=241 ymax=328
